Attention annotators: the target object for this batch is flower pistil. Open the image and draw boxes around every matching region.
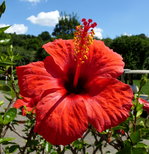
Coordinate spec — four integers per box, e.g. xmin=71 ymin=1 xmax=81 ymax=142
xmin=73 ymin=19 xmax=97 ymax=88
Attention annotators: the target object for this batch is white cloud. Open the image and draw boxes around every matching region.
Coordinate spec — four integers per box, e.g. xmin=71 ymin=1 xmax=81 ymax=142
xmin=94 ymin=27 xmax=103 ymax=39
xmin=27 ymin=10 xmax=60 ymax=27
xmin=22 ymin=0 xmax=43 ymax=3
xmin=0 ymin=24 xmax=28 ymax=34
xmin=25 ymin=0 xmax=40 ymax=2
xmin=0 ymin=24 xmax=9 ymax=28
xmin=123 ymin=32 xmax=132 ymax=36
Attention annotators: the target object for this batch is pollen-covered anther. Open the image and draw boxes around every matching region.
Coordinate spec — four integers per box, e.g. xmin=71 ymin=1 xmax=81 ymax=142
xmin=73 ymin=19 xmax=97 ymax=63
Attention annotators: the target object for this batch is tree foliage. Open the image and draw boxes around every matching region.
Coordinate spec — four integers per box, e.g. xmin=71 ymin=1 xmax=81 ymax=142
xmin=38 ymin=31 xmax=52 ymax=42
xmin=104 ymin=35 xmax=149 ymax=69
xmin=52 ymin=13 xmax=80 ymax=39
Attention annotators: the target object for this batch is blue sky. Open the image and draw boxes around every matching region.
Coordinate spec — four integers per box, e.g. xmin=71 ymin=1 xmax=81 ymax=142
xmin=0 ymin=0 xmax=149 ymax=39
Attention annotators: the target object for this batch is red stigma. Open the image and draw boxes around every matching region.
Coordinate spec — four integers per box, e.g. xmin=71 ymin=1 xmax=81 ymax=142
xmin=91 ymin=22 xmax=97 ymax=28
xmin=88 ymin=19 xmax=93 ymax=23
xmin=81 ymin=18 xmax=97 ymax=31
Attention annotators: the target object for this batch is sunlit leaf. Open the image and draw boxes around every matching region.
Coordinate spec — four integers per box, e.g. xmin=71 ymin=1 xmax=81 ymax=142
xmin=0 ymin=137 xmax=15 ymax=144
xmin=45 ymin=142 xmax=52 ymax=152
xmin=136 ymin=109 xmax=143 ymax=117
xmin=135 ymin=143 xmax=148 ymax=149
xmin=3 ymin=108 xmax=17 ymax=124
xmin=0 ymin=39 xmax=10 ymax=44
xmin=0 ymin=100 xmax=4 ymax=106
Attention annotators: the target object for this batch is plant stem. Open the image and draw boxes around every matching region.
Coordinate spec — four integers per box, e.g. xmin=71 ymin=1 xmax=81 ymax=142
xmin=21 ymin=127 xmax=34 ymax=154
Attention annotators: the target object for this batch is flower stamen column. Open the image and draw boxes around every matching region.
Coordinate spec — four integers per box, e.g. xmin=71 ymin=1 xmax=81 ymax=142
xmin=73 ymin=19 xmax=97 ymax=88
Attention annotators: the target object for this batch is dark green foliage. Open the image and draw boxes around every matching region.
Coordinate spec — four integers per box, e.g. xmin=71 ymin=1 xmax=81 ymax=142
xmin=102 ymin=37 xmax=113 ymax=47
xmin=52 ymin=13 xmax=80 ymax=39
xmin=110 ymin=35 xmax=149 ymax=69
xmin=0 ymin=1 xmax=5 ymax=17
xmin=0 ymin=33 xmax=44 ymax=65
xmin=35 ymin=47 xmax=49 ymax=61
xmin=36 ymin=31 xmax=54 ymax=61
xmin=13 ymin=46 xmax=36 ymax=65
xmin=38 ymin=31 xmax=53 ymax=42
xmin=11 ymin=33 xmax=42 ymax=50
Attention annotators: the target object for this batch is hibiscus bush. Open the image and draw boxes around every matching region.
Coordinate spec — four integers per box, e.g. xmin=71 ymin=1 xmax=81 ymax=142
xmin=0 ymin=1 xmax=149 ymax=153
xmin=0 ymin=41 xmax=149 ymax=154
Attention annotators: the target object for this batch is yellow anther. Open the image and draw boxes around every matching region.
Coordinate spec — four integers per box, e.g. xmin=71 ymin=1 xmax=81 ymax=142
xmin=73 ymin=19 xmax=96 ymax=64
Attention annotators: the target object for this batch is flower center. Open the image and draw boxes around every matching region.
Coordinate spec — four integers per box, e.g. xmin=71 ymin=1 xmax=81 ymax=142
xmin=64 ymin=72 xmax=88 ymax=94
xmin=73 ymin=18 xmax=97 ymax=88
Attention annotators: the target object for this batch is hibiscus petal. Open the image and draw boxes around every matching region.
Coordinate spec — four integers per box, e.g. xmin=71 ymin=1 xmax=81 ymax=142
xmin=13 ymin=99 xmax=26 ymax=108
xmin=138 ymin=98 xmax=149 ymax=113
xmin=17 ymin=60 xmax=63 ymax=99
xmin=84 ymin=78 xmax=133 ymax=132
xmin=34 ymin=90 xmax=88 ymax=145
xmin=42 ymin=39 xmax=75 ymax=71
xmin=82 ymin=40 xmax=124 ymax=79
xmin=13 ymin=96 xmax=36 ymax=115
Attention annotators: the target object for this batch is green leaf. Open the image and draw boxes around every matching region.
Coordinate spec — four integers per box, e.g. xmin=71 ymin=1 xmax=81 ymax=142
xmin=141 ymin=128 xmax=149 ymax=132
xmin=0 ymin=85 xmax=11 ymax=92
xmin=112 ymin=126 xmax=125 ymax=131
xmin=4 ymin=95 xmax=12 ymax=102
xmin=72 ymin=140 xmax=86 ymax=150
xmin=135 ymin=143 xmax=148 ymax=149
xmin=130 ymin=131 xmax=140 ymax=144
xmin=0 ymin=114 xmax=3 ymax=124
xmin=136 ymin=108 xmax=143 ymax=117
xmin=3 ymin=108 xmax=17 ymax=124
xmin=0 ymin=38 xmax=10 ymax=44
xmin=0 ymin=1 xmax=6 ymax=18
xmin=0 ymin=100 xmax=4 ymax=106
xmin=0 ymin=61 xmax=15 ymax=66
xmin=0 ymin=70 xmax=5 ymax=74
xmin=0 ymin=137 xmax=15 ymax=144
xmin=45 ymin=142 xmax=52 ymax=152
xmin=8 ymin=145 xmax=19 ymax=153
xmin=146 ymin=118 xmax=149 ymax=127
xmin=27 ymin=139 xmax=38 ymax=146
xmin=132 ymin=147 xmax=148 ymax=154
xmin=116 ymin=140 xmax=132 ymax=154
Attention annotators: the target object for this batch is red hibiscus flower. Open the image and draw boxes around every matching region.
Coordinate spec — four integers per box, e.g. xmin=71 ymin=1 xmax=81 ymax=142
xmin=138 ymin=98 xmax=149 ymax=113
xmin=16 ymin=19 xmax=133 ymax=145
xmin=13 ymin=96 xmax=36 ymax=116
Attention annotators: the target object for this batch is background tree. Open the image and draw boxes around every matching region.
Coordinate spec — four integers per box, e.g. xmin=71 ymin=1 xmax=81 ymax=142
xmin=110 ymin=35 xmax=149 ymax=69
xmin=52 ymin=13 xmax=80 ymax=39
xmin=35 ymin=31 xmax=54 ymax=61
xmin=38 ymin=31 xmax=52 ymax=42
xmin=102 ymin=37 xmax=113 ymax=47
